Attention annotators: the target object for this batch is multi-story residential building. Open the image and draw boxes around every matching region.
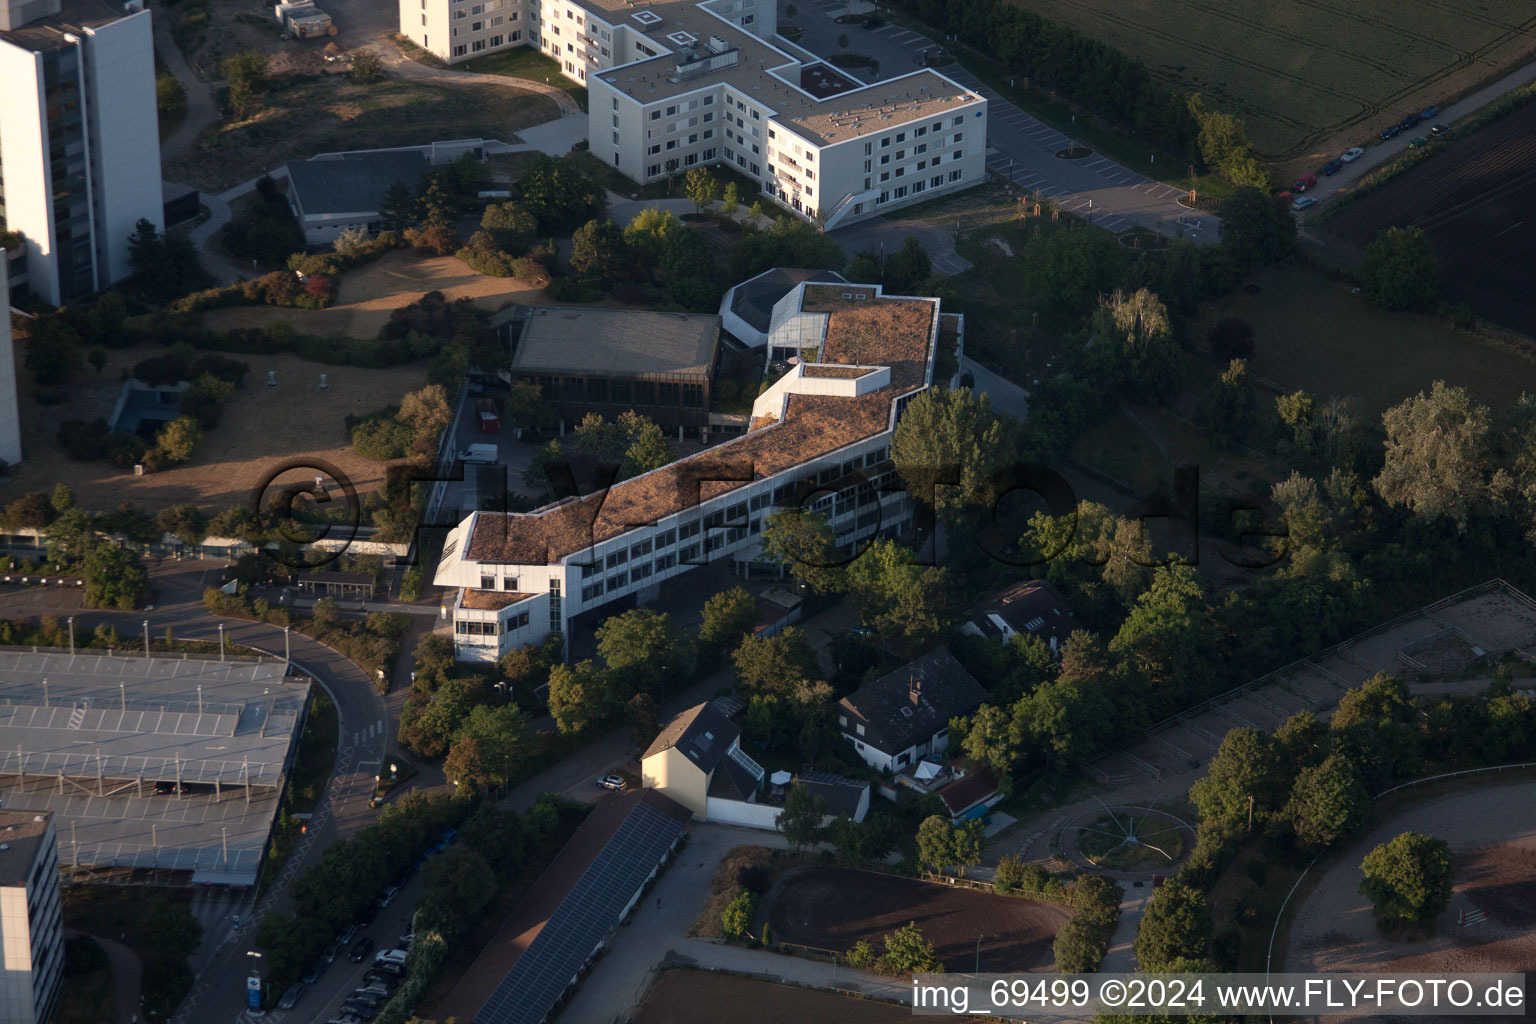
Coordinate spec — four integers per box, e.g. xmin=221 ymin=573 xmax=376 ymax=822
xmin=0 ymin=257 xmax=22 ymax=466
xmin=0 ymin=0 xmax=163 ymax=305
xmin=397 ymin=0 xmax=987 ymax=228
xmin=0 ymin=810 xmax=63 ymax=1024
xmin=434 ymin=279 xmax=952 ymax=662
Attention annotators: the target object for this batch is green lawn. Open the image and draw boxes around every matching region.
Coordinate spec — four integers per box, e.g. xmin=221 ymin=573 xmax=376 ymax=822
xmin=1207 ymin=265 xmax=1536 ymax=421
xmin=460 ymin=47 xmax=588 ymax=109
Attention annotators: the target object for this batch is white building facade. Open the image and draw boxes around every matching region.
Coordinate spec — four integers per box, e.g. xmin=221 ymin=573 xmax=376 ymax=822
xmin=434 ymin=281 xmax=948 ymax=662
xmin=0 ymin=0 xmax=164 ymax=305
xmin=0 ymin=811 xmax=63 ymax=1024
xmin=397 ymin=0 xmax=986 ymax=228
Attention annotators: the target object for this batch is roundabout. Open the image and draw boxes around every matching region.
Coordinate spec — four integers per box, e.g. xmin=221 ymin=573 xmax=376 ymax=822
xmin=1059 ymin=801 xmax=1195 ymax=880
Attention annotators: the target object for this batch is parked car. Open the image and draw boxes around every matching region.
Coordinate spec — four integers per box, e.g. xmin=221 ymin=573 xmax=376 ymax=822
xmin=375 ymin=948 xmax=408 ymax=966
xmin=597 ymin=774 xmax=625 ymax=791
xmin=1399 ymin=112 xmax=1421 ymax=129
xmin=348 ymin=936 xmax=375 ymax=963
xmin=1420 ymin=104 xmax=1440 ymax=119
xmin=376 ymin=885 xmax=399 ymax=909
xmin=356 ymin=984 xmax=392 ymax=1000
xmin=1380 ymin=124 xmax=1402 ymax=140
xmin=1277 ymin=190 xmax=1295 ymax=201
xmin=278 ymin=984 xmax=305 ymax=1011
xmin=322 ymin=938 xmax=343 ymax=964
xmin=301 ymin=959 xmax=327 ymax=985
xmin=370 ymin=961 xmax=405 ymax=979
xmin=1408 ymin=136 xmax=1428 ymax=148
xmin=340 ymin=1002 xmax=379 ymax=1021
xmin=338 ymin=923 xmax=359 ymax=945
xmin=1429 ymin=123 xmax=1448 ymax=136
xmin=348 ymin=990 xmax=386 ymax=1009
xmin=1320 ymin=159 xmax=1343 ymax=175
xmin=1292 ymin=173 xmax=1317 ymax=191
xmin=364 ymin=969 xmax=401 ymax=989
xmin=355 ymin=902 xmax=378 ymax=927
xmin=1341 ymin=146 xmax=1365 ymax=162
xmin=397 ymin=933 xmax=414 ymax=949
xmin=1291 ymin=196 xmax=1317 ymax=211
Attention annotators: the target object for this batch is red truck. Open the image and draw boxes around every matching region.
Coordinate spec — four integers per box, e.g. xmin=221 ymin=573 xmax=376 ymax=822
xmin=476 ymin=398 xmax=501 ymax=434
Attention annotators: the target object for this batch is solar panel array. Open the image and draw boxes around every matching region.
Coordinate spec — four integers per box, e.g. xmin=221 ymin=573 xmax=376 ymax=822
xmin=475 ymin=799 xmax=687 ymax=1024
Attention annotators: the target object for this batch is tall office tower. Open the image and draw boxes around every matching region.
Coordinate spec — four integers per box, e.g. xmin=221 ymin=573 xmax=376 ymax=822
xmin=0 ymin=810 xmax=63 ymax=1024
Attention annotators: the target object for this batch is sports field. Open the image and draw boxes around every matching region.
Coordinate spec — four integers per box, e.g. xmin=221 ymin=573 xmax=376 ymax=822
xmin=1011 ymin=0 xmax=1536 ymax=163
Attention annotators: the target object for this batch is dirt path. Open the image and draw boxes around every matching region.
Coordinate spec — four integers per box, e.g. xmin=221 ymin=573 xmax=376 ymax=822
xmin=153 ymin=10 xmax=220 ymax=165
xmin=369 ymin=38 xmax=583 ymax=117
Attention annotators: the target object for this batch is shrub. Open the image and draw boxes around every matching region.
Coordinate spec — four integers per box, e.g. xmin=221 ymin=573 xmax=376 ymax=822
xmin=58 ymin=418 xmax=110 ymax=461
xmin=544 ymin=277 xmax=602 ymax=303
xmin=1053 ymin=915 xmax=1108 ymax=972
xmin=721 ymin=890 xmax=757 ymax=939
xmin=845 ymin=940 xmax=879 ymax=969
xmin=456 ymin=232 xmax=518 ymax=277
xmin=404 ymin=225 xmax=462 ymax=256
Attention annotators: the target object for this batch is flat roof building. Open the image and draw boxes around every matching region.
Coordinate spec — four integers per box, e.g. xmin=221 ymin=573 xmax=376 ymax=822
xmin=0 ymin=810 xmax=62 ymax=1024
xmin=0 ymin=0 xmax=163 ymax=305
xmin=435 ymin=279 xmax=947 ymax=662
xmin=0 ymin=651 xmax=310 ymax=887
xmin=284 ymin=149 xmax=429 ymax=245
xmin=496 ymin=306 xmax=722 ymax=432
xmin=395 ymin=0 xmax=986 ymax=229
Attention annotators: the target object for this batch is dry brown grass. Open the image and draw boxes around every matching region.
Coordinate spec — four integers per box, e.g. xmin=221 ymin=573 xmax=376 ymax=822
xmin=689 ymin=844 xmax=775 ymax=939
xmin=3 ymin=347 xmax=430 ymax=514
xmin=204 ymin=250 xmax=545 ymax=340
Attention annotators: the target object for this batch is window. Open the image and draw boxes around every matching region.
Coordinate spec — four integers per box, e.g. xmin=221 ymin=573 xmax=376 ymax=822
xmin=648 ymin=143 xmax=661 ymax=155
xmin=704 ymin=95 xmax=714 ymax=105
xmin=914 ymin=143 xmax=927 ymax=154
xmin=582 ymin=582 xmax=603 ymax=601
xmin=650 ymin=110 xmax=661 ymax=121
xmin=896 ymin=150 xmax=905 ymax=160
xmin=501 ymin=575 xmax=519 ymax=591
xmin=481 ymin=574 xmax=495 ymax=590
xmin=453 ymin=44 xmax=466 ymax=55
xmin=605 ymin=550 xmax=628 ymax=569
xmin=631 ymin=538 xmax=652 ymax=558
xmin=606 ymin=572 xmax=629 ymax=592
xmin=472 ymin=38 xmax=485 ymax=50
xmin=879 ymin=154 xmax=889 ymax=165
xmin=914 ymin=126 xmax=927 ymax=137
xmin=703 ymin=129 xmax=713 ymax=140
xmin=491 ymin=33 xmax=502 ymax=44
xmin=454 ymin=7 xmax=465 ymax=17
xmin=895 ymin=131 xmax=906 ymax=142
xmin=613 ymin=97 xmax=619 ymax=110
xmin=949 ymin=169 xmax=963 ymax=182
xmin=856 ymin=723 xmax=865 ymax=736
xmin=648 ymin=164 xmax=661 ymax=176
xmin=880 ymin=136 xmax=891 ymax=148
xmin=953 ymin=131 xmax=964 ymax=143
xmin=666 ymin=104 xmax=678 ymax=115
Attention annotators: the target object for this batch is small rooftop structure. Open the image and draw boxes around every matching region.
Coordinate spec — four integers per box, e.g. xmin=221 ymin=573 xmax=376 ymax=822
xmin=719 ymin=267 xmax=846 ymax=347
xmin=937 ymin=767 xmax=1000 ymax=823
xmin=962 ymin=579 xmax=1077 ymax=651
xmin=0 ymin=810 xmax=52 ymax=886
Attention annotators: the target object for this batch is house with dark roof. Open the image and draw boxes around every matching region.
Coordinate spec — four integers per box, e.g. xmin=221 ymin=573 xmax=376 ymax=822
xmin=440 ymin=789 xmax=691 ymax=1024
xmin=641 ymin=701 xmax=770 ymax=825
xmin=284 ymin=150 xmax=428 ymax=245
xmin=838 ymin=647 xmax=987 ymax=772
xmin=795 ymin=770 xmax=870 ymax=823
xmin=717 ymin=267 xmax=847 ymax=348
xmin=960 ymin=579 xmax=1077 ymax=654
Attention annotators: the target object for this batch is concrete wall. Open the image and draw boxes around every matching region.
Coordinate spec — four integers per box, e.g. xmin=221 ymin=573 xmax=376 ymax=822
xmin=0 ymin=43 xmax=56 ymax=305
xmin=704 ymin=795 xmax=780 ymax=829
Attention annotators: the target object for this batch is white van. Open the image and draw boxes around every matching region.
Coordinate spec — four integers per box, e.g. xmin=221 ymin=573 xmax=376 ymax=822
xmin=458 ymin=444 xmax=498 ymax=465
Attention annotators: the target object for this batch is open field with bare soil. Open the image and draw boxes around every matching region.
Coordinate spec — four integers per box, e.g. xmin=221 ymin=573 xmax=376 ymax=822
xmin=1287 ymin=777 xmax=1536 ymax=1023
xmin=1319 ymin=100 xmax=1536 ymax=337
xmin=2 ymin=346 xmax=430 ymax=515
xmin=1202 ymin=265 xmax=1536 ymax=421
xmin=166 ymin=73 xmax=554 ymax=191
xmin=1009 ymin=0 xmax=1536 ymax=165
xmin=634 ymin=970 xmax=923 ymax=1024
xmin=203 ymin=250 xmax=544 ymax=339
xmin=763 ymin=866 xmax=1069 ymax=972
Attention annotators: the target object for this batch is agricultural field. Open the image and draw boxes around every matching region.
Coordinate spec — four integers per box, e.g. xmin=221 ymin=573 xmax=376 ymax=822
xmin=1010 ymin=0 xmax=1536 ymax=165
xmin=1201 ymin=265 xmax=1536 ymax=422
xmin=3 ymin=345 xmax=429 ymax=515
xmin=633 ymin=971 xmax=921 ymax=1024
xmin=1319 ymin=99 xmax=1536 ymax=337
xmin=763 ymin=866 xmax=1069 ymax=972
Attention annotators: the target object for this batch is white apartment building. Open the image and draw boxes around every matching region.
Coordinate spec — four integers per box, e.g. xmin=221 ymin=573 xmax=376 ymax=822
xmin=0 ymin=810 xmax=63 ymax=1024
xmin=0 ymin=0 xmax=163 ymax=305
xmin=434 ymin=280 xmax=952 ymax=661
xmin=0 ymin=258 xmax=22 ymax=466
xmin=397 ymin=0 xmax=987 ymax=228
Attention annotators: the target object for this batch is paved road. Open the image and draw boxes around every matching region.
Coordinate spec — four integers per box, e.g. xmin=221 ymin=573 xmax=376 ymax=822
xmin=152 ymin=9 xmax=219 ymax=165
xmin=66 ymin=929 xmax=146 ymax=1024
xmin=786 ymin=0 xmax=1214 ymax=242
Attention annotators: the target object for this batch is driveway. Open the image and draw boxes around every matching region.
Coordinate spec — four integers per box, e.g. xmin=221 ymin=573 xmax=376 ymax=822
xmin=785 ymin=0 xmax=1213 ymax=241
xmin=831 ymin=217 xmax=971 ymax=276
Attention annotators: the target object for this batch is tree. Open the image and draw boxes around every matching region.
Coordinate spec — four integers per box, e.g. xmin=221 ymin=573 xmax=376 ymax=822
xmin=5 ymin=492 xmax=53 ymax=530
xmin=882 ymin=236 xmax=931 ymax=292
xmin=546 ymin=660 xmax=615 ymax=734
xmin=721 ymin=890 xmax=758 ymax=938
xmin=658 ymin=224 xmax=721 ymax=309
xmin=156 ymin=71 xmax=187 ymax=115
xmin=837 ymin=31 xmax=851 ymax=51
xmin=824 ymin=815 xmax=868 ymax=861
xmin=569 ymin=218 xmax=629 ymax=282
xmin=1284 ymin=752 xmax=1369 ymax=848
xmin=1020 ymin=227 xmax=1125 ymax=319
xmin=950 ymin=819 xmax=985 ymax=877
xmin=721 ymin=180 xmax=740 ymax=218
xmin=776 ymin=782 xmax=825 ymax=852
xmin=595 ymin=607 xmax=693 ymax=698
xmin=1359 ymin=831 xmax=1453 ymax=923
xmin=351 ymin=49 xmax=382 ymax=84
xmin=1374 ymin=381 xmax=1492 ymax=530
xmin=83 ymin=545 xmax=148 ymax=609
xmin=626 ymin=692 xmax=661 ymax=754
xmin=683 ymin=167 xmax=717 ymax=213
xmin=502 ymin=379 xmax=556 ymax=433
xmin=399 ymin=384 xmax=453 ymax=454
xmin=443 ymin=734 xmax=491 ymax=794
xmin=1053 ymin=915 xmax=1108 ymax=972
xmin=513 ymin=153 xmax=606 ymax=234
xmin=1013 ymin=675 xmax=1113 ymax=768
xmin=154 ymin=504 xmax=207 ymax=546
xmin=1218 ymin=186 xmax=1295 ymax=271
xmin=379 ymin=181 xmax=415 ymax=234
xmin=891 ymin=387 xmax=1021 ymax=520
xmin=154 ymin=416 xmax=204 ymax=464
xmin=416 ymin=175 xmax=455 ymax=229
xmin=1361 ymin=226 xmax=1438 ymax=310
xmin=23 ymin=315 xmax=81 ymax=387
xmin=454 ymin=703 xmax=534 ymax=787
xmin=699 ymin=587 xmax=761 ymax=660
xmin=1189 ymin=726 xmax=1286 ymax=834
xmin=1086 ymin=288 xmax=1179 ymax=402
xmin=1109 ymin=564 xmax=1219 ymax=707
xmin=916 ymin=815 xmax=955 ymax=873
xmin=1133 ymin=879 xmax=1211 ymax=970
xmin=843 ymin=540 xmax=951 ymax=654
xmin=418 ymin=846 xmax=497 ymax=941
xmin=1198 ymin=358 xmax=1256 ymax=445
xmin=732 ymin=627 xmax=823 ymax=698
xmin=881 ymin=922 xmax=944 ymax=972
xmin=758 ymin=509 xmax=843 ymax=592
xmin=221 ymin=50 xmax=268 ymax=117
xmin=480 ymin=201 xmax=538 ymax=253
xmin=50 ymin=484 xmax=75 ymax=514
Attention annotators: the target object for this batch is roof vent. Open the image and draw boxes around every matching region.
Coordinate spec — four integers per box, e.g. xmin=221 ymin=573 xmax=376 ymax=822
xmin=0 ymin=844 xmax=8 ymax=851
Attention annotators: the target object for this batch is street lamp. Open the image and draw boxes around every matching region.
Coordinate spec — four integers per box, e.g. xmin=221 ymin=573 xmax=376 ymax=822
xmin=218 ymin=622 xmax=225 ymax=662
xmin=142 ymin=620 xmax=150 ymax=658
xmin=67 ymin=616 xmax=74 ymax=654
